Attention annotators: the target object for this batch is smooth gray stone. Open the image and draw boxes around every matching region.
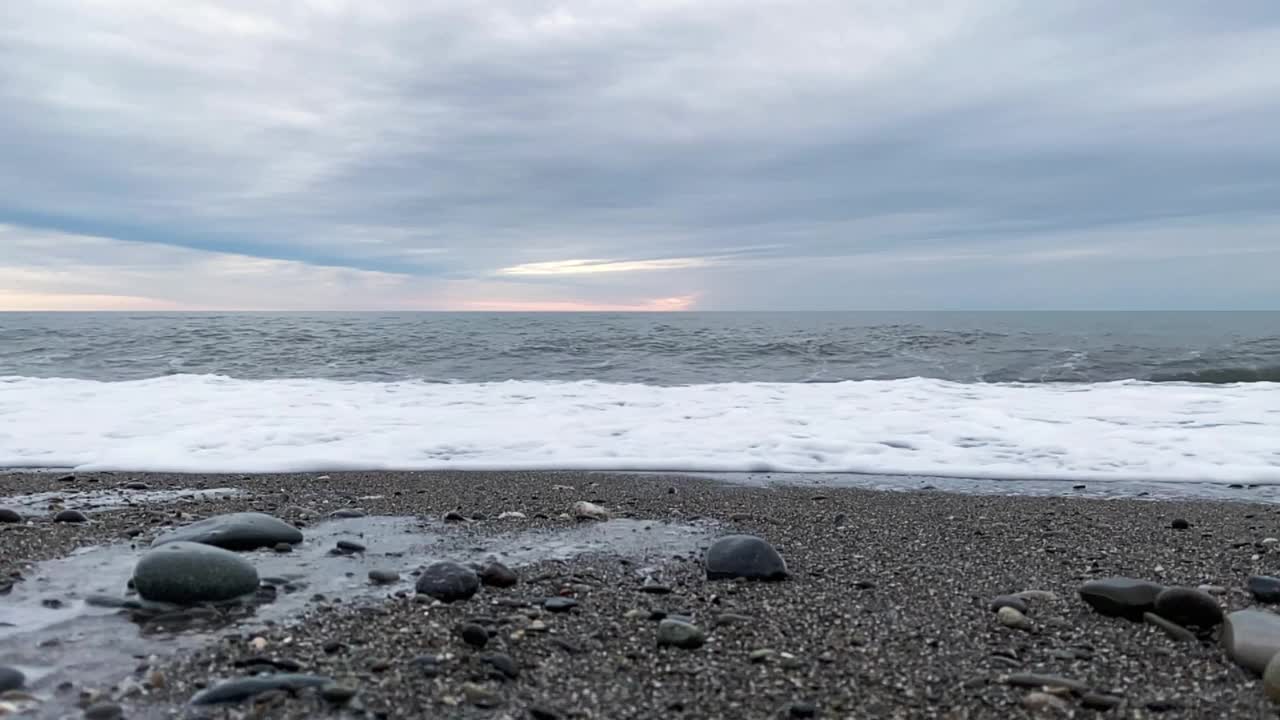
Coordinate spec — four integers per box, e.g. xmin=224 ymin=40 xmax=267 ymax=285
xmin=133 ymin=542 xmax=260 ymax=604
xmin=989 ymin=595 xmax=1029 ymax=614
xmin=704 ymin=535 xmax=787 ymax=581
xmin=1248 ymin=575 xmax=1280 ymax=603
xmin=0 ymin=508 xmax=21 ymax=523
xmin=190 ymin=674 xmax=331 ymax=705
xmin=0 ymin=665 xmax=24 ymax=692
xmin=153 ymin=512 xmax=302 ymax=551
xmin=1223 ymin=610 xmax=1280 ymax=674
xmin=1003 ymin=673 xmax=1089 ymax=693
xmin=1152 ymin=587 xmax=1223 ymax=629
xmin=657 ymin=619 xmax=706 ymax=649
xmin=415 ymin=561 xmax=479 ymax=603
xmin=1078 ymin=577 xmax=1165 ymax=618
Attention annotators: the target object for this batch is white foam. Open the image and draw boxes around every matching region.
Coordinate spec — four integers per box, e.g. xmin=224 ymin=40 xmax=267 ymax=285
xmin=0 ymin=375 xmax=1277 ymax=482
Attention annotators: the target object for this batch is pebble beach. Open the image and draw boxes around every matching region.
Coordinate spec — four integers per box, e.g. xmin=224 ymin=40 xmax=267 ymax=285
xmin=5 ymin=471 xmax=1280 ymax=719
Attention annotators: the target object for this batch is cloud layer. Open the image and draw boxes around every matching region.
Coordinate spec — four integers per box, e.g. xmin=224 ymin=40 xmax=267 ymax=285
xmin=1 ymin=0 xmax=1278 ymax=309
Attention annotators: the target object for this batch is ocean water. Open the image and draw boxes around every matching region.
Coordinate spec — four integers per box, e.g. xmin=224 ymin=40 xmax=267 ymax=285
xmin=0 ymin=312 xmax=1277 ymax=482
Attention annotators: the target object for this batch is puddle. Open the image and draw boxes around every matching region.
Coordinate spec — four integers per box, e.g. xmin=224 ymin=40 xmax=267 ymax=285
xmin=0 ymin=516 xmax=714 ymax=718
xmin=670 ymin=472 xmax=1280 ymax=504
xmin=0 ymin=487 xmax=241 ymax=516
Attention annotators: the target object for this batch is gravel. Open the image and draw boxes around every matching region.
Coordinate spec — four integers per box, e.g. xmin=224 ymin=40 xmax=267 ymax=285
xmin=4 ymin=470 xmax=1280 ymax=718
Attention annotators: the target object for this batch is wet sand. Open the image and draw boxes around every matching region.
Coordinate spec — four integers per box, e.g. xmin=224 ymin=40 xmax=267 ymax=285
xmin=3 ymin=470 xmax=1280 ymax=718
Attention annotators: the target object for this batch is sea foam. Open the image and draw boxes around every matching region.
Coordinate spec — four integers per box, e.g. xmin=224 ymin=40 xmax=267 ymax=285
xmin=0 ymin=374 xmax=1276 ymax=482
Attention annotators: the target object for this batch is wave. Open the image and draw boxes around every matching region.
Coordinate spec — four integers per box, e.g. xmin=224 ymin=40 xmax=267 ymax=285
xmin=1 ymin=374 xmax=1277 ymax=482
xmin=1148 ymin=364 xmax=1280 ymax=384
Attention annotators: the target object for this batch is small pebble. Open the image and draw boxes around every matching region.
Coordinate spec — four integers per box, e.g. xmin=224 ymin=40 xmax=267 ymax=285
xmin=460 ymin=623 xmax=490 ymax=648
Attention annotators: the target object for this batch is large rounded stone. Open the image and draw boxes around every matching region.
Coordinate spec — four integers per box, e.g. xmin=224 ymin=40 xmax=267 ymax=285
xmin=1078 ymin=577 xmax=1165 ymax=618
xmin=152 ymin=512 xmax=302 ymax=551
xmin=415 ymin=561 xmax=480 ymax=603
xmin=0 ymin=509 xmax=22 ymax=524
xmin=704 ymin=535 xmax=787 ymax=581
xmin=1248 ymin=576 xmax=1280 ymax=603
xmin=133 ymin=542 xmax=260 ymax=604
xmin=1223 ymin=610 xmax=1280 ymax=673
xmin=1153 ymin=587 xmax=1223 ymax=630
xmin=0 ymin=665 xmax=24 ymax=692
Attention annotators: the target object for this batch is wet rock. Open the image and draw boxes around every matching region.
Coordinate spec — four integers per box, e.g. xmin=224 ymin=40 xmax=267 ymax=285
xmin=639 ymin=582 xmax=673 ymax=595
xmin=329 ymin=509 xmax=365 ymax=519
xmin=1248 ymin=575 xmax=1280 ymax=603
xmin=1223 ymin=609 xmax=1280 ymax=673
xmin=1079 ymin=577 xmax=1165 ymax=618
xmin=544 ymin=597 xmax=578 ymax=613
xmin=1144 ymin=612 xmax=1197 ymax=643
xmin=572 ymin=501 xmax=609 ymax=521
xmin=0 ymin=509 xmax=21 ymax=523
xmin=133 ymin=541 xmax=260 ymax=604
xmin=990 ymin=595 xmax=1029 ymax=614
xmin=483 ymin=653 xmax=519 ymax=680
xmin=273 ymin=542 xmax=292 ymax=553
xmin=369 ymin=569 xmax=399 ymax=585
xmin=335 ymin=539 xmax=365 ymax=554
xmin=480 ymin=562 xmax=518 ymax=588
xmin=1081 ymin=693 xmax=1124 ymax=711
xmin=788 ymin=702 xmax=817 ymax=718
xmin=657 ymin=618 xmax=705 ymax=649
xmin=54 ymin=509 xmax=88 ymax=523
xmin=705 ymin=534 xmax=787 ymax=581
xmin=997 ymin=606 xmax=1032 ymax=630
xmin=416 ymin=561 xmax=480 ymax=603
xmin=321 ymin=684 xmax=357 ymax=704
xmin=1170 ymin=518 xmax=1190 ymax=530
xmin=191 ymin=674 xmax=331 ymax=704
xmin=153 ymin=512 xmax=302 ymax=551
xmin=460 ymin=623 xmax=490 ymax=648
xmin=123 ymin=481 xmax=150 ymax=490
xmin=83 ymin=702 xmax=124 ymax=720
xmin=1152 ymin=587 xmax=1222 ymax=629
xmin=85 ymin=594 xmax=129 ymax=608
xmin=0 ymin=666 xmax=24 ymax=692
xmin=444 ymin=511 xmax=467 ymax=523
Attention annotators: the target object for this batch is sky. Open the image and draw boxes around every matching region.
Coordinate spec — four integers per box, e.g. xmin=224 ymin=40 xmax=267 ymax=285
xmin=1 ymin=1 xmax=1278 ymax=311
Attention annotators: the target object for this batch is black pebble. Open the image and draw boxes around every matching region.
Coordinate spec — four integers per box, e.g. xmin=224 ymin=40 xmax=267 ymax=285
xmin=0 ymin=509 xmax=22 ymax=524
xmin=789 ymin=702 xmax=818 ymax=718
xmin=54 ymin=509 xmax=88 ymax=523
xmin=544 ymin=597 xmax=579 ymax=613
xmin=320 ymin=684 xmax=357 ymax=704
xmin=444 ymin=511 xmax=467 ymax=523
xmin=529 ymin=706 xmax=563 ymax=720
xmin=460 ymin=623 xmax=489 ymax=648
xmin=1171 ymin=518 xmax=1190 ymax=530
xmin=336 ymin=540 xmax=366 ymax=553
xmin=483 ymin=653 xmax=519 ymax=680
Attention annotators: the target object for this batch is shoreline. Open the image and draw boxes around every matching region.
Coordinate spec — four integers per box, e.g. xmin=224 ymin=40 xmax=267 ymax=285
xmin=3 ymin=471 xmax=1280 ymax=717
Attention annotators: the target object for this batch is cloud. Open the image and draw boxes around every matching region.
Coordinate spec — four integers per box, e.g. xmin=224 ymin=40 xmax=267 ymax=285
xmin=497 ymin=257 xmax=713 ymax=276
xmin=0 ymin=1 xmax=1277 ymax=309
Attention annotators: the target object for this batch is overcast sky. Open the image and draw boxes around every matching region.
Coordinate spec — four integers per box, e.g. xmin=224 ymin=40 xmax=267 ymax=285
xmin=1 ymin=1 xmax=1277 ymax=311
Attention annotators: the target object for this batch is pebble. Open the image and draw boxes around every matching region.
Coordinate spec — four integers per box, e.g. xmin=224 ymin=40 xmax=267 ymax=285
xmin=416 ymin=561 xmax=480 ymax=603
xmin=0 ymin=509 xmax=21 ymax=524
xmin=460 ymin=623 xmax=490 ymax=648
xmin=369 ymin=569 xmax=399 ymax=585
xmin=1143 ymin=612 xmax=1197 ymax=643
xmin=529 ymin=705 xmax=563 ymax=720
xmin=544 ymin=597 xmax=578 ymax=613
xmin=1171 ymin=518 xmax=1190 ymax=530
xmin=190 ymin=674 xmax=331 ymax=705
xmin=123 ymin=481 xmax=150 ymax=490
xmin=82 ymin=702 xmax=124 ymax=720
xmin=1079 ymin=577 xmax=1165 ymax=618
xmin=1013 ymin=590 xmax=1059 ymax=603
xmin=997 ymin=606 xmax=1032 ymax=630
xmin=482 ymin=653 xmax=519 ymax=680
xmin=1223 ymin=610 xmax=1280 ymax=673
xmin=750 ymin=648 xmax=776 ymax=663
xmin=444 ymin=511 xmax=467 ymax=523
xmin=153 ymin=512 xmax=302 ymax=551
xmin=133 ymin=541 xmax=259 ymax=604
xmin=656 ymin=618 xmax=706 ymax=649
xmin=1247 ymin=575 xmax=1280 ymax=603
xmin=335 ymin=539 xmax=365 ymax=553
xmin=1023 ymin=692 xmax=1069 ymax=713
xmin=1004 ymin=674 xmax=1089 ymax=693
xmin=704 ymin=535 xmax=788 ymax=581
xmin=54 ymin=509 xmax=88 ymax=523
xmin=0 ymin=666 xmax=25 ymax=693
xmin=273 ymin=542 xmax=293 ymax=553
xmin=572 ymin=501 xmax=609 ymax=521
xmin=329 ymin=509 xmax=366 ymax=518
xmin=989 ymin=595 xmax=1029 ymax=614
xmin=639 ymin=582 xmax=673 ymax=595
xmin=1081 ymin=693 xmax=1124 ymax=710
xmin=788 ymin=702 xmax=817 ymax=718
xmin=320 ymin=684 xmax=357 ymax=704
xmin=480 ymin=562 xmax=518 ymax=588
xmin=497 ymin=511 xmax=526 ymax=520
xmin=462 ymin=682 xmax=501 ymax=708
xmin=1152 ymin=587 xmax=1223 ymax=629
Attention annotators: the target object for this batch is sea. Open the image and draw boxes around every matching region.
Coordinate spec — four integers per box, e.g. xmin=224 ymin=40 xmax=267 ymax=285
xmin=0 ymin=311 xmax=1277 ymax=491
